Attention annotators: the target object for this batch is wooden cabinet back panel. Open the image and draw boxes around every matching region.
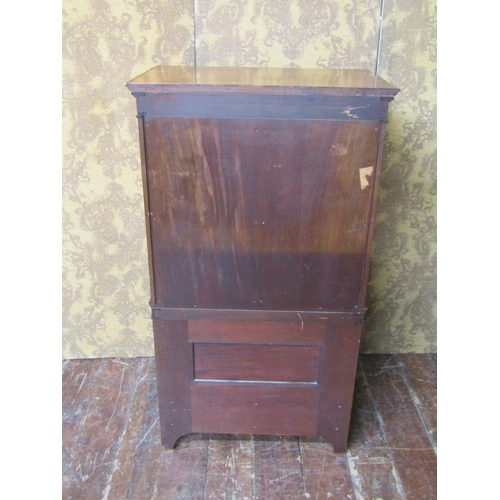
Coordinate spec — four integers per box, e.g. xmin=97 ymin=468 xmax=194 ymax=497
xmin=145 ymin=117 xmax=380 ymax=312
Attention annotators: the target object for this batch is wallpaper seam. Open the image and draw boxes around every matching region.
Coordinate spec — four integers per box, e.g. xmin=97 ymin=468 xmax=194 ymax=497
xmin=193 ymin=0 xmax=198 ymax=67
xmin=375 ymin=0 xmax=385 ymax=76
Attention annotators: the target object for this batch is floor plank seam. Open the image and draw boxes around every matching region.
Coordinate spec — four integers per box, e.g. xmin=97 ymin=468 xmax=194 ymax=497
xmin=102 ymin=358 xmax=147 ymax=500
xmin=63 ymin=360 xmax=107 ymax=481
xmin=202 ymin=435 xmax=211 ymax=500
xmin=428 ymin=353 xmax=437 ymax=369
xmin=296 ymin=437 xmax=309 ymax=499
xmin=250 ymin=435 xmax=257 ymax=500
xmin=345 ymin=450 xmax=363 ymax=500
xmin=358 ymin=358 xmax=408 ymax=500
xmin=357 ymin=360 xmax=391 ymax=450
xmin=396 ymin=354 xmax=437 ymax=455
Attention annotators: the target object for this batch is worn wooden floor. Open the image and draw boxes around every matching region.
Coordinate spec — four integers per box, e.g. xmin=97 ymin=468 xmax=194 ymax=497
xmin=62 ymin=354 xmax=436 ymax=500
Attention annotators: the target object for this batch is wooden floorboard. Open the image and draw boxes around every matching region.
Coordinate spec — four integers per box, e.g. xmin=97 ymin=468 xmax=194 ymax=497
xmin=391 ymin=448 xmax=437 ymax=500
xmin=346 ymin=447 xmax=406 ymax=500
xmin=204 ymin=434 xmax=254 ymax=500
xmin=62 ymin=354 xmax=437 ymax=499
xmin=104 ymin=358 xmax=158 ymax=500
xmin=361 ymin=355 xmax=434 ymax=450
xmin=347 ymin=363 xmax=387 ymax=450
xmin=396 ymin=353 xmax=437 ymax=450
xmin=253 ymin=435 xmax=305 ymax=500
xmin=64 ymin=359 xmax=144 ymax=499
xmin=299 ymin=438 xmax=355 ymax=499
xmin=63 ymin=359 xmax=107 ymax=492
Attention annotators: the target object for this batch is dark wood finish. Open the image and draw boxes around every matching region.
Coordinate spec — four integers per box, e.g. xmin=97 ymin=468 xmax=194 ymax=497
xmin=317 ymin=323 xmax=362 ymax=452
xmin=358 ymin=123 xmax=387 ymax=310
xmin=137 ymin=116 xmax=156 ymax=307
xmin=188 ymin=320 xmax=327 ymax=344
xmin=127 ymin=66 xmax=398 ymax=450
xmin=62 ymin=354 xmax=436 ymax=499
xmin=154 ymin=307 xmax=362 ymax=324
xmin=136 ymin=93 xmax=389 ymax=120
xmin=191 ymin=383 xmax=319 ymax=436
xmin=145 ymin=117 xmax=379 ymax=312
xmin=152 ymin=320 xmax=192 ymax=448
xmin=193 ymin=343 xmax=320 ymax=382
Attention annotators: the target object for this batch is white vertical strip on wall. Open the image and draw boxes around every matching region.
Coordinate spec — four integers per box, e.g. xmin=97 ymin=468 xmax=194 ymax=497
xmin=375 ymin=0 xmax=385 ymax=76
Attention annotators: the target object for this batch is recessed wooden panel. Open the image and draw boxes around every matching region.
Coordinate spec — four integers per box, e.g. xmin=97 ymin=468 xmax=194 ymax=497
xmin=193 ymin=343 xmax=320 ymax=383
xmin=146 ymin=117 xmax=379 ymax=312
xmin=191 ymin=383 xmax=319 ymax=436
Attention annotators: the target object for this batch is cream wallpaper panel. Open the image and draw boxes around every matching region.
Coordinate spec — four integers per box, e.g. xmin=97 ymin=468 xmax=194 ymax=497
xmin=194 ymin=0 xmax=381 ymax=68
xmin=62 ymin=0 xmax=194 ymax=358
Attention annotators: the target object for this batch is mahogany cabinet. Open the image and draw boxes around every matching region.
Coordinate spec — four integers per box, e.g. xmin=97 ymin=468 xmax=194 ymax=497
xmin=127 ymin=66 xmax=398 ymax=452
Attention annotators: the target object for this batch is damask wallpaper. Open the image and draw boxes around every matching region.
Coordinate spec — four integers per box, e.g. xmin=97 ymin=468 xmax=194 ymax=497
xmin=62 ymin=0 xmax=437 ymax=358
xmin=362 ymin=0 xmax=437 ymax=353
xmin=62 ymin=0 xmax=195 ymax=358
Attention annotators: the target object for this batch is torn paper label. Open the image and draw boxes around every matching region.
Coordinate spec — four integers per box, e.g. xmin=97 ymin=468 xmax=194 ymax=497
xmin=359 ymin=166 xmax=374 ymax=190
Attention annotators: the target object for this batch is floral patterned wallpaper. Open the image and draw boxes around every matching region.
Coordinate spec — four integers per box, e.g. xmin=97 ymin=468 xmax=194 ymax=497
xmin=62 ymin=0 xmax=436 ymax=358
xmin=62 ymin=0 xmax=194 ymax=358
xmin=194 ymin=0 xmax=381 ymax=68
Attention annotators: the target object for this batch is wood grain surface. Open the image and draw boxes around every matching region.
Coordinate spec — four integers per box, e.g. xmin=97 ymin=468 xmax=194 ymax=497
xmin=153 ymin=307 xmax=362 ymax=324
xmin=145 ymin=117 xmax=380 ymax=312
xmin=361 ymin=355 xmax=433 ymax=449
xmin=126 ymin=65 xmax=399 ymax=97
xmin=193 ymin=342 xmax=320 ymax=382
xmin=128 ymin=69 xmax=399 ymax=453
xmin=136 ymin=93 xmax=389 ymax=121
xmin=300 ymin=439 xmax=356 ymax=499
xmin=191 ymin=382 xmax=319 ymax=436
xmin=253 ymin=436 xmax=305 ymax=499
xmin=396 ymin=353 xmax=437 ymax=449
xmin=188 ymin=320 xmax=327 ymax=343
xmin=153 ymin=320 xmax=192 ymax=448
xmin=204 ymin=435 xmax=254 ymax=500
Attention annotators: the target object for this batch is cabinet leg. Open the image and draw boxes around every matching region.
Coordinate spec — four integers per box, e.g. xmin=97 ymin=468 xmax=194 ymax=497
xmin=160 ymin=425 xmax=188 ymax=450
xmin=153 ymin=319 xmax=192 ymax=449
xmin=317 ymin=323 xmax=361 ymax=453
xmin=321 ymin=426 xmax=350 ymax=454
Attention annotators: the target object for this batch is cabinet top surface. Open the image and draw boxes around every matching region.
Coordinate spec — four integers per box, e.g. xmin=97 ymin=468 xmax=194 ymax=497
xmin=126 ymin=66 xmax=399 ymax=97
